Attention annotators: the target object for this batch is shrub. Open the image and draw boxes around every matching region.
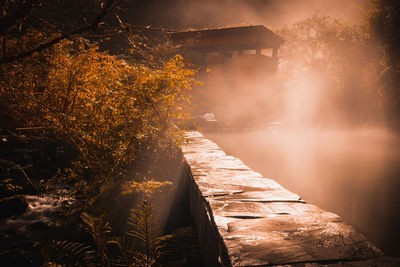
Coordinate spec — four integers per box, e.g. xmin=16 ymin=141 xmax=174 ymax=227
xmin=0 ymin=37 xmax=197 ymax=205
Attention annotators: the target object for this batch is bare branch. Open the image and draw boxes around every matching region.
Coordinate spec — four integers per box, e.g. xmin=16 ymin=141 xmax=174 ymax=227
xmin=0 ymin=0 xmax=38 ymax=37
xmin=90 ymin=0 xmax=121 ymax=30
xmin=30 ymin=14 xmax=64 ymax=34
xmin=2 ymin=33 xmax=6 ymax=59
xmin=0 ymin=0 xmax=122 ymax=64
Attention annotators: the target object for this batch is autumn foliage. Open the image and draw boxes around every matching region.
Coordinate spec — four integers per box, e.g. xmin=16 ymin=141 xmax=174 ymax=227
xmin=0 ymin=36 xmax=196 ymax=203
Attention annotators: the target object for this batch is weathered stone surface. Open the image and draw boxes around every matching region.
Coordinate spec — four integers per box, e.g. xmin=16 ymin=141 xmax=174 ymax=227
xmin=182 ymin=131 xmax=385 ymax=266
xmin=222 ymin=213 xmax=380 ymax=266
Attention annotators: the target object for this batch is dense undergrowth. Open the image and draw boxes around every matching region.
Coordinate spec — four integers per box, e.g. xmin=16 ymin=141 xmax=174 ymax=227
xmin=0 ymin=29 xmax=200 ymax=265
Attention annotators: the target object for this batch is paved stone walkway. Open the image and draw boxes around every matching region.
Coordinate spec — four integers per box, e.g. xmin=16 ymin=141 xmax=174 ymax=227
xmin=182 ymin=131 xmax=398 ymax=266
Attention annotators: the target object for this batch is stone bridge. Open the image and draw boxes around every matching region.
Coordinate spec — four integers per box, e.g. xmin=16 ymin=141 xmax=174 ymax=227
xmin=181 ymin=131 xmax=397 ymax=266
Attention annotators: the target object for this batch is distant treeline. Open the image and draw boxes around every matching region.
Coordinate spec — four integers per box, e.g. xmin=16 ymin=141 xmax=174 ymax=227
xmin=276 ymin=0 xmax=400 ymax=128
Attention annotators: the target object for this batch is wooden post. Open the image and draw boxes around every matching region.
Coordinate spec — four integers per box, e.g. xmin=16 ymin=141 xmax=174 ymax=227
xmin=272 ymin=47 xmax=278 ymax=58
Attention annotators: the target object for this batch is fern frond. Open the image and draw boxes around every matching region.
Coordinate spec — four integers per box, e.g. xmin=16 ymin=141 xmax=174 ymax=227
xmin=42 ymin=240 xmax=95 ymax=266
xmin=81 ymin=212 xmax=113 ymax=266
xmin=126 ymin=199 xmax=159 ymax=266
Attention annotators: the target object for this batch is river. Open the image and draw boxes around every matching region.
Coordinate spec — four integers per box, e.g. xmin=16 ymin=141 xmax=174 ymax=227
xmin=205 ymin=126 xmax=400 ymax=257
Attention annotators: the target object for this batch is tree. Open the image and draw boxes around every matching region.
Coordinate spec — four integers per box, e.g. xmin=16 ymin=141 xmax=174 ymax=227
xmin=367 ymin=0 xmax=400 ymax=67
xmin=277 ymin=14 xmax=380 ymax=126
xmin=366 ymin=0 xmax=400 ymax=127
xmin=0 ymin=3 xmax=197 ymax=265
xmin=0 ymin=36 xmax=196 ymax=206
xmin=0 ymin=0 xmax=124 ymax=64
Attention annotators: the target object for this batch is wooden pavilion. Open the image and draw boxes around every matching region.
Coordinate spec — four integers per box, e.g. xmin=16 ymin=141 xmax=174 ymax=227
xmin=170 ymin=25 xmax=284 ymax=123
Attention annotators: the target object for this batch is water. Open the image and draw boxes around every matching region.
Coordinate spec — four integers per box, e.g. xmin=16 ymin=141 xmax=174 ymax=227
xmin=205 ymin=127 xmax=400 ymax=257
xmin=0 ymin=194 xmax=74 ymax=248
xmin=2 ymin=195 xmax=73 ymax=228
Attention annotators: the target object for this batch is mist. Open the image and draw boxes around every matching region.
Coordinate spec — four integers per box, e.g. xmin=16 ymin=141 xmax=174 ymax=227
xmin=155 ymin=0 xmax=400 ymax=258
xmin=130 ymin=0 xmax=368 ymax=29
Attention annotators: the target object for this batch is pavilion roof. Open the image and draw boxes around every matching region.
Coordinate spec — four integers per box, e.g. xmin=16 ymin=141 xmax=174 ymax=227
xmin=170 ymin=25 xmax=284 ymax=52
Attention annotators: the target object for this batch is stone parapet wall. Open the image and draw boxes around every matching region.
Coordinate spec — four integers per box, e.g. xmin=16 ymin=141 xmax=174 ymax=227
xmin=182 ymin=131 xmax=391 ymax=266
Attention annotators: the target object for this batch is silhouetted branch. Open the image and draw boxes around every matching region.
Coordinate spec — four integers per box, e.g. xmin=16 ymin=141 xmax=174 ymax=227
xmin=0 ymin=0 xmax=38 ymax=37
xmin=2 ymin=33 xmax=6 ymax=59
xmin=0 ymin=0 xmax=123 ymax=64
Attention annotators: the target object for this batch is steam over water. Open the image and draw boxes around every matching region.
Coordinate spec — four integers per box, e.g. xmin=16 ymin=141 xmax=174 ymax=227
xmin=205 ymin=127 xmax=400 ymax=257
